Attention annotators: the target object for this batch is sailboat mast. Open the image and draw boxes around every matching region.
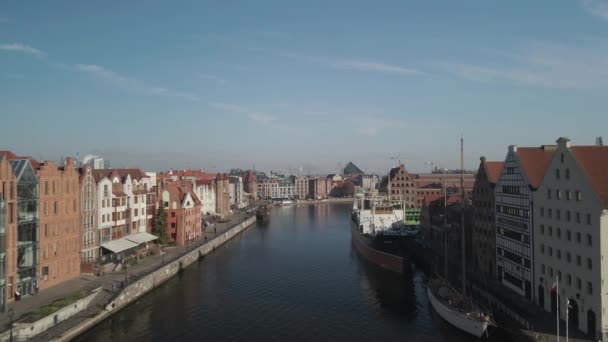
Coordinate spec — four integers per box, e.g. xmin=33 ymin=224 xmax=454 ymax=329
xmin=461 ymin=135 xmax=466 ymax=297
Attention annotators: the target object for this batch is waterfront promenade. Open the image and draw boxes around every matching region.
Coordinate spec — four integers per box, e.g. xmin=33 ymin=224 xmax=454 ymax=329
xmin=0 ymin=210 xmax=252 ymax=341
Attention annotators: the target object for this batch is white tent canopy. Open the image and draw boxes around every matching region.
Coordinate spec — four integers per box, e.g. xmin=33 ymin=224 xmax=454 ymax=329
xmin=125 ymin=232 xmax=158 ymax=245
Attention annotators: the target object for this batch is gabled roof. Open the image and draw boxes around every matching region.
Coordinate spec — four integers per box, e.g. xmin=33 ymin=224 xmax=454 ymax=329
xmin=343 ymin=161 xmax=364 ymax=175
xmin=484 ymin=161 xmax=504 ymax=185
xmin=92 ymin=168 xmax=149 ymax=183
xmin=515 ymin=146 xmax=556 ymax=189
xmin=571 ymin=146 xmax=608 ymax=208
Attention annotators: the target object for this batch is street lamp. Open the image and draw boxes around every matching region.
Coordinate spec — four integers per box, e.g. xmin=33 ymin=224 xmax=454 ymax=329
xmin=8 ymin=307 xmax=14 ymax=342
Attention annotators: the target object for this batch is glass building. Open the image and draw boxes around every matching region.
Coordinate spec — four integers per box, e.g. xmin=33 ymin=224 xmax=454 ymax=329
xmin=9 ymin=160 xmax=39 ymax=296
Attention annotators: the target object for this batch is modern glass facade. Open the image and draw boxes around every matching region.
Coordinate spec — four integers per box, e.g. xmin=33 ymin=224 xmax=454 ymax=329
xmin=10 ymin=160 xmax=39 ymax=296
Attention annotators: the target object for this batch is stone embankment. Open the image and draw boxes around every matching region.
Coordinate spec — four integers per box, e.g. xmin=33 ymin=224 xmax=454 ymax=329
xmin=45 ymin=215 xmax=256 ymax=342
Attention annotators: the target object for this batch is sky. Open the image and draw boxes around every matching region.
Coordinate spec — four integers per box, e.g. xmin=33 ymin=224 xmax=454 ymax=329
xmin=2 ymin=1 xmax=608 ymax=174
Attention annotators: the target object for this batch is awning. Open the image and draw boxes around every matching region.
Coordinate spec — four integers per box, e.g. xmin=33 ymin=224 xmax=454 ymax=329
xmin=100 ymin=239 xmax=139 ymax=254
xmin=125 ymin=232 xmax=158 ymax=245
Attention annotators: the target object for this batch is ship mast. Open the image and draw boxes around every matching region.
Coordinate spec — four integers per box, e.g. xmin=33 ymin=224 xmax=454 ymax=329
xmin=460 ymin=135 xmax=466 ymax=298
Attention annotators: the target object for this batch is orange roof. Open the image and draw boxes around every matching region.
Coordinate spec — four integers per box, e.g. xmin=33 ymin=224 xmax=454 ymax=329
xmin=516 ymin=146 xmax=556 ymax=189
xmin=484 ymin=161 xmax=504 ymax=185
xmin=571 ymin=146 xmax=608 ymax=207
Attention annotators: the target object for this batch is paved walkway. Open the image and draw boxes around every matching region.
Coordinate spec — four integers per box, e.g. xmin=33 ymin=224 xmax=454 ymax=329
xmin=0 ymin=211 xmax=253 ymax=333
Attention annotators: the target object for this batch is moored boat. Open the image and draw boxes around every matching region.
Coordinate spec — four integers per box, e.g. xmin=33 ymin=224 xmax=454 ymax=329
xmin=256 ymin=205 xmax=270 ymax=221
xmin=427 ymin=279 xmax=492 ymax=338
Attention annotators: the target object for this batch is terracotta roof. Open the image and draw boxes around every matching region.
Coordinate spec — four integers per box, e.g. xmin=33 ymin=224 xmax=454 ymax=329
xmin=484 ymin=161 xmax=504 ymax=185
xmin=163 ymin=182 xmax=202 ymax=207
xmin=516 ymin=146 xmax=556 ymax=189
xmin=92 ymin=168 xmax=149 ymax=182
xmin=571 ymin=146 xmax=608 ymax=207
xmin=195 ymin=179 xmax=213 ymax=186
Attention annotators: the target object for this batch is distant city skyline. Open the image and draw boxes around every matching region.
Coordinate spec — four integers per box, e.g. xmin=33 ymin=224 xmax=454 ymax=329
xmin=2 ymin=1 xmax=608 ymax=173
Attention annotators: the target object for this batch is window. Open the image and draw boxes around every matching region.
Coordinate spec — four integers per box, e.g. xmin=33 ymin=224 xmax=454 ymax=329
xmin=557 ymin=190 xmax=561 ymax=200
xmin=541 ymin=244 xmax=545 ymax=254
xmin=560 ymin=153 xmax=565 ymax=163
xmin=541 ymin=264 xmax=545 ymax=274
xmin=587 ymin=258 xmax=592 ymax=270
xmin=586 ymin=214 xmax=591 ymax=225
xmin=54 ymin=201 xmax=58 ymax=214
xmin=547 ymin=189 xmax=552 ymax=199
xmin=587 ymin=282 xmax=593 ymax=295
xmin=557 ymin=210 xmax=561 ymax=220
xmin=566 ymin=252 xmax=571 ymax=263
xmin=164 ymin=201 xmax=169 ymax=208
xmin=44 ymin=224 xmax=48 ymax=237
xmin=556 ymin=169 xmax=560 ymax=179
xmin=576 ymin=212 xmax=581 ymax=223
xmin=566 ymin=210 xmax=571 ymax=222
xmin=548 ymin=226 xmax=553 ymax=236
xmin=45 ymin=181 xmax=49 ymax=195
xmin=540 ymin=224 xmax=545 ymax=234
xmin=171 ymin=212 xmax=175 ymax=218
xmin=42 ymin=266 xmax=49 ymax=277
xmin=540 ymin=207 xmax=545 ymax=217
xmin=548 ymin=209 xmax=553 ymax=218
xmin=576 ymin=232 xmax=581 ymax=243
xmin=548 ymin=247 xmax=553 ymax=256
xmin=576 ymin=278 xmax=581 ymax=290
xmin=566 ymin=190 xmax=571 ymax=200
xmin=567 ymin=230 xmax=571 ymax=241
xmin=557 ymin=249 xmax=561 ymax=259
xmin=549 ymin=267 xmax=554 ymax=277
xmin=565 ymin=169 xmax=570 ymax=179
xmin=576 ymin=255 xmax=581 ymax=266
xmin=567 ymin=274 xmax=572 ymax=286
xmin=171 ymin=222 xmax=176 ymax=228
xmin=557 ymin=228 xmax=561 ymax=239
xmin=587 ymin=234 xmax=592 ymax=246
xmin=576 ymin=191 xmax=582 ymax=201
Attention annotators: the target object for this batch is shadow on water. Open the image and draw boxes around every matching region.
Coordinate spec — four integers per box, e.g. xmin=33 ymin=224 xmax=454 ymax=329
xmin=352 ymin=248 xmax=418 ymax=319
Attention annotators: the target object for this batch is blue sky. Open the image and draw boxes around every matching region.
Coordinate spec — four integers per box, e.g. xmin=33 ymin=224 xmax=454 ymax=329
xmin=2 ymin=1 xmax=608 ymax=174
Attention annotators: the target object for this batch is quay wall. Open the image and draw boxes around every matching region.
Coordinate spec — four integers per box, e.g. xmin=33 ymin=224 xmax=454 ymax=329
xmin=54 ymin=215 xmax=256 ymax=342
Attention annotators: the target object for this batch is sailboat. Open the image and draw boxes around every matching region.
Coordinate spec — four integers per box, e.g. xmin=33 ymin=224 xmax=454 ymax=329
xmin=427 ymin=137 xmax=494 ymax=338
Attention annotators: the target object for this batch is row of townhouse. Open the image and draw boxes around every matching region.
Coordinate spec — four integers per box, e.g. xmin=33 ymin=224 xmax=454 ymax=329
xmin=256 ymin=176 xmax=335 ymax=200
xmin=469 ymin=137 xmax=608 ymax=340
xmin=0 ymin=151 xmax=157 ymax=307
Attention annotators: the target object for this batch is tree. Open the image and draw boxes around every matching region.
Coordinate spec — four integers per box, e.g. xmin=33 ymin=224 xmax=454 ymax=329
xmin=342 ymin=181 xmax=355 ymax=197
xmin=153 ymin=205 xmax=169 ymax=246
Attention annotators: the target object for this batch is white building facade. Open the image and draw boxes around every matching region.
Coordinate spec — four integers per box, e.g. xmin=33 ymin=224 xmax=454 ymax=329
xmin=534 ymin=138 xmax=608 ymax=339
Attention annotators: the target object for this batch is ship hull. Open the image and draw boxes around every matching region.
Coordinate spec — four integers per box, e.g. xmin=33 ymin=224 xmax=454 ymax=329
xmin=351 ymin=224 xmax=404 ymax=274
xmin=427 ymin=287 xmax=489 ymax=338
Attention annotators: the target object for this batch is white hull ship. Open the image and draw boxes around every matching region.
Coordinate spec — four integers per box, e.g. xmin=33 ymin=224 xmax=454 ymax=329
xmin=427 ymin=280 xmax=491 ymax=338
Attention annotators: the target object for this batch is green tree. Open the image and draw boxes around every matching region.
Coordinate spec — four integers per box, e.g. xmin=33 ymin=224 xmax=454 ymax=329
xmin=153 ymin=205 xmax=169 ymax=245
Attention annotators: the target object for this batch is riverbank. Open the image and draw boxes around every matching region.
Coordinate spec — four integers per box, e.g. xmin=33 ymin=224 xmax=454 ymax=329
xmin=6 ymin=215 xmax=256 ymax=342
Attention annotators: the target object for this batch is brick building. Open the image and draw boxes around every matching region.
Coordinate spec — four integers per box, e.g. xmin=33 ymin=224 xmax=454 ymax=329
xmin=36 ymin=158 xmax=81 ymax=289
xmin=243 ymin=171 xmax=258 ymax=199
xmin=0 ymin=152 xmax=18 ymax=306
xmin=389 ymin=164 xmax=417 ymax=207
xmin=471 ymin=157 xmax=503 ymax=280
xmin=161 ymin=182 xmax=202 ymax=245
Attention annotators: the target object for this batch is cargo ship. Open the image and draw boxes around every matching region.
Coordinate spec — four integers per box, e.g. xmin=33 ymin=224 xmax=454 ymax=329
xmin=351 ymin=198 xmax=418 ymax=274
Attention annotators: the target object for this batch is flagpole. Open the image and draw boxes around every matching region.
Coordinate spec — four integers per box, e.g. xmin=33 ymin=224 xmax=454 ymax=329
xmin=557 ymin=276 xmax=560 ymax=342
xmin=566 ymin=298 xmax=569 ymax=342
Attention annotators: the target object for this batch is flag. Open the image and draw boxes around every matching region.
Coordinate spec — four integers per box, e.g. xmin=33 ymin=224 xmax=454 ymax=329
xmin=550 ymin=281 xmax=558 ymax=293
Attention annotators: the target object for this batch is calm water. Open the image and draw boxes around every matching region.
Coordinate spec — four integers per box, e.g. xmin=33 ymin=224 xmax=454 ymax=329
xmin=77 ymin=203 xmax=509 ymax=342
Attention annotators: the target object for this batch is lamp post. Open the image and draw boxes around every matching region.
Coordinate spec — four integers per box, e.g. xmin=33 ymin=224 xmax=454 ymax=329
xmin=8 ymin=307 xmax=14 ymax=342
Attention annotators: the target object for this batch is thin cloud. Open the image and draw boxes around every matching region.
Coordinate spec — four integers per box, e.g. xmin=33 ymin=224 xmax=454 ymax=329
xmin=75 ymin=64 xmax=199 ymax=101
xmin=0 ymin=43 xmax=46 ymax=57
xmin=441 ymin=41 xmax=608 ymax=89
xmin=353 ymin=116 xmax=407 ymax=136
xmin=199 ymin=73 xmax=227 ymax=85
xmin=209 ymin=102 xmax=276 ymax=125
xmin=580 ymin=0 xmax=608 ymax=20
xmin=283 ymin=53 xmax=420 ymax=76
xmin=334 ymin=60 xmax=420 ymax=75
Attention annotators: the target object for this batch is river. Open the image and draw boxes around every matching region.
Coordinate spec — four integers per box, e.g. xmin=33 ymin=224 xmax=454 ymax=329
xmin=76 ymin=203 xmax=511 ymax=342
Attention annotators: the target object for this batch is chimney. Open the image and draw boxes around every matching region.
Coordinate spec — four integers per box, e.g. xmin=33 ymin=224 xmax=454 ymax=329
xmin=556 ymin=137 xmax=571 ymax=149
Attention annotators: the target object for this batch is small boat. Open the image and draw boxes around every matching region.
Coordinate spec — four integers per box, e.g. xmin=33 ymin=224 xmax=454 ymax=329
xmin=281 ymin=200 xmax=293 ymax=206
xmin=255 ymin=205 xmax=270 ymax=222
xmin=427 ymin=278 xmax=492 ymax=338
